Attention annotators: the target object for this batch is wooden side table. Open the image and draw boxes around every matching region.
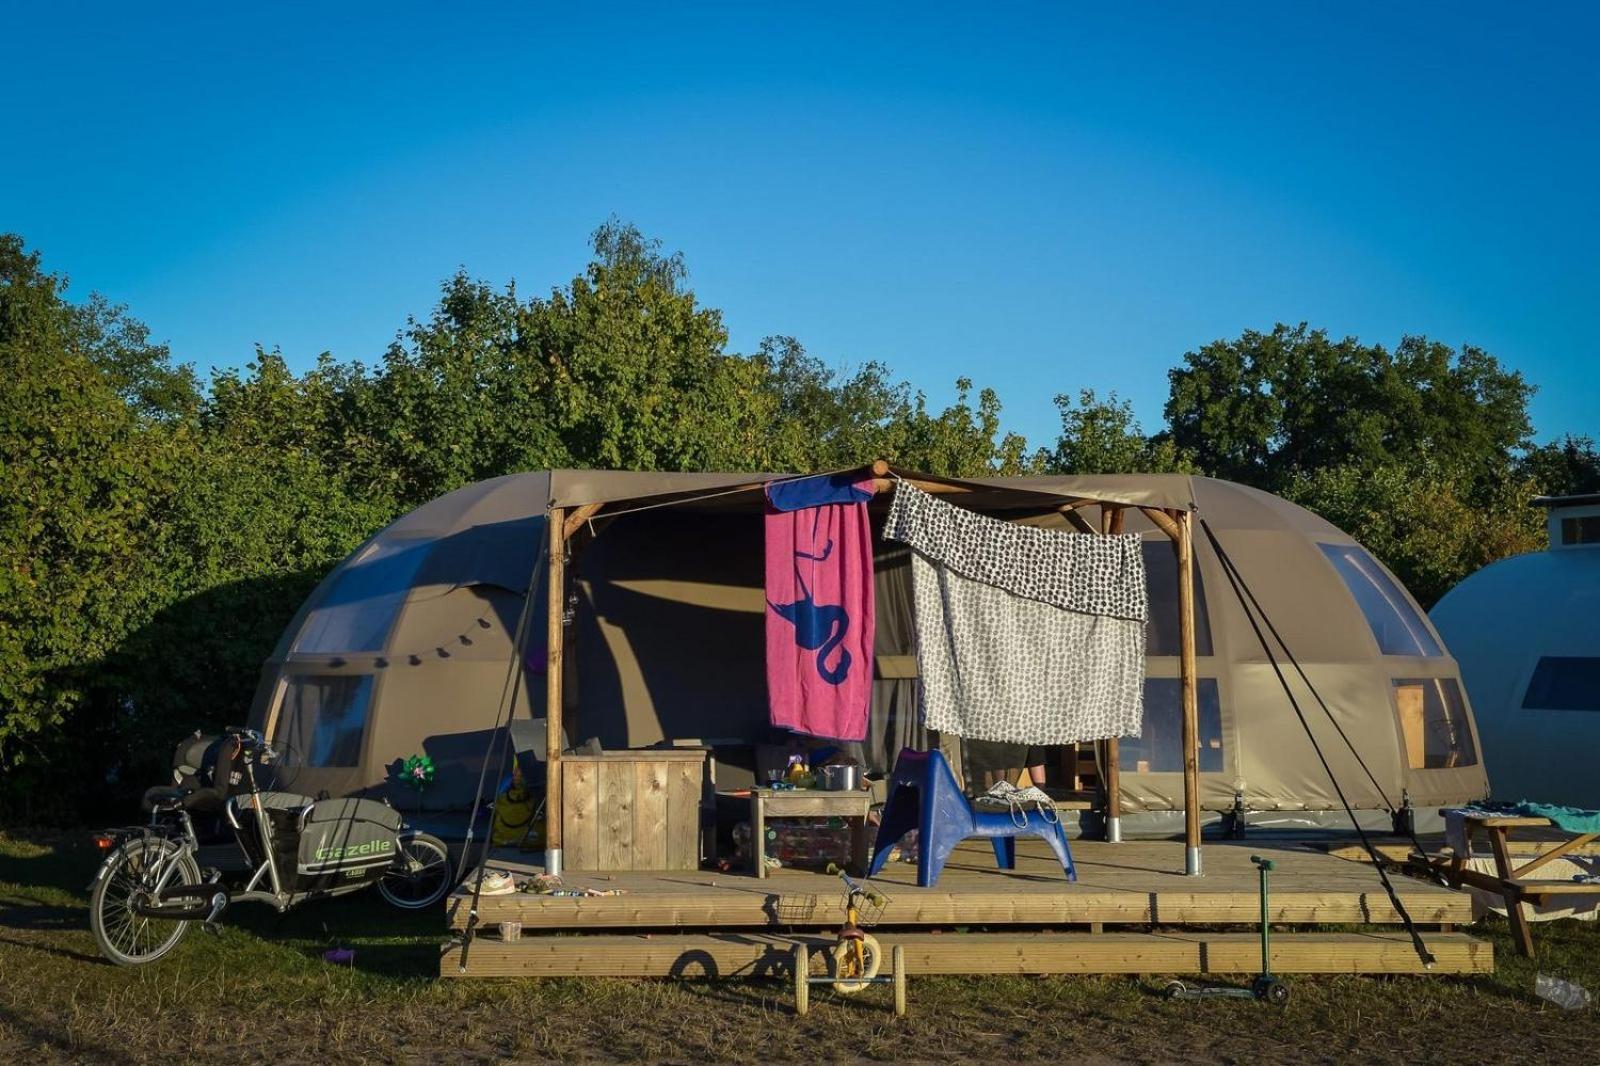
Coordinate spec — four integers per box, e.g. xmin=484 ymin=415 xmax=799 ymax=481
xmin=748 ymin=788 xmax=872 ymax=879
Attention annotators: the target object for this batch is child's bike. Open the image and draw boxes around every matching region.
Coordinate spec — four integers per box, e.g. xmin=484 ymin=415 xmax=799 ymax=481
xmin=792 ymin=871 xmax=907 ymax=1016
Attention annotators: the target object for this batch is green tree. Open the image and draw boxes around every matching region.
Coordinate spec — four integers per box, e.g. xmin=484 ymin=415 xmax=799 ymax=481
xmin=0 ymin=236 xmax=198 ymax=783
xmin=1164 ymin=324 xmax=1534 ymax=490
xmin=1042 ymin=389 xmax=1195 ymax=475
xmin=1519 ymin=434 xmax=1600 ymax=497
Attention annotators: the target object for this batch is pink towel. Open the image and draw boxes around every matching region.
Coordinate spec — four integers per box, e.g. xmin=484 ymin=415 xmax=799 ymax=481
xmin=764 ymin=475 xmax=875 ymax=741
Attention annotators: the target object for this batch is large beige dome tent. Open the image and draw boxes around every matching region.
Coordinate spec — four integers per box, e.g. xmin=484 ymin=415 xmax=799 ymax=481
xmin=248 ymin=467 xmax=1486 ymax=837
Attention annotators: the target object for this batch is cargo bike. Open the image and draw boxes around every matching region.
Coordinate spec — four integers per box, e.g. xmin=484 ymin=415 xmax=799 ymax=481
xmin=88 ymin=728 xmax=453 ymax=966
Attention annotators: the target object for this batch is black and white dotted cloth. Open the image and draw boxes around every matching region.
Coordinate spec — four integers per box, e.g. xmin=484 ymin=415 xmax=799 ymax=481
xmin=885 ymin=482 xmax=1147 ymax=745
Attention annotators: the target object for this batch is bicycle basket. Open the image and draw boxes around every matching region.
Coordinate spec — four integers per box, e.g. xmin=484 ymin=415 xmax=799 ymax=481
xmin=844 ymin=883 xmax=891 ymax=928
xmin=772 ymin=893 xmax=819 ymax=925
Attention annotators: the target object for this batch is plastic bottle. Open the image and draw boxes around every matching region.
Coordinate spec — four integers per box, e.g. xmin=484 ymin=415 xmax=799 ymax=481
xmin=1535 ymin=973 xmax=1591 ymax=1010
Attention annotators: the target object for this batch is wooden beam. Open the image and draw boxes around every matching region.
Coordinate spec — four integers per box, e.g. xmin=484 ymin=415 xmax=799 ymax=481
xmin=870 ymin=477 xmax=974 ymax=495
xmin=1139 ymin=506 xmax=1182 ymax=541
xmin=1099 ymin=504 xmax=1127 ymax=840
xmin=441 ymin=930 xmax=1490 ymax=979
xmin=1101 ymin=737 xmax=1122 ymax=841
xmin=1060 ymin=507 xmax=1098 ymax=534
xmin=545 ymin=507 xmax=567 ymax=868
xmin=562 ymin=501 xmax=606 ymax=540
xmin=1176 ymin=508 xmax=1201 ymax=875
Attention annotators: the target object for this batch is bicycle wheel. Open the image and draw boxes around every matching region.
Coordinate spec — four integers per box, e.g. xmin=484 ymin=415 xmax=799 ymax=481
xmin=376 ymin=832 xmax=452 ymax=909
xmin=89 ymin=837 xmax=201 ymax=966
xmin=828 ymin=934 xmax=882 ymax=995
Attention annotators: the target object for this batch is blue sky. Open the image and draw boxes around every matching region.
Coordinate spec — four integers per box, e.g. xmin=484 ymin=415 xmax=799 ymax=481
xmin=4 ymin=2 xmax=1596 ymax=448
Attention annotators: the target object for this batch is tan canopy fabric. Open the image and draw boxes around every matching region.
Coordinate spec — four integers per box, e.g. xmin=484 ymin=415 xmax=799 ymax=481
xmin=250 ymin=468 xmax=1487 ymax=826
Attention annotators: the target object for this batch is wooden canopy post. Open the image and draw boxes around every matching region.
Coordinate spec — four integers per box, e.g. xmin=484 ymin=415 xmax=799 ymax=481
xmin=544 ymin=506 xmax=567 ymax=877
xmin=1139 ymin=505 xmax=1202 ymax=875
xmin=1175 ymin=508 xmax=1202 ymax=876
xmin=1101 ymin=503 xmax=1124 ymax=843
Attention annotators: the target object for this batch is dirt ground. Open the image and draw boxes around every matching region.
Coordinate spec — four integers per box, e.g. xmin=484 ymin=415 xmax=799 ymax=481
xmin=2 ymin=833 xmax=1596 ymax=1064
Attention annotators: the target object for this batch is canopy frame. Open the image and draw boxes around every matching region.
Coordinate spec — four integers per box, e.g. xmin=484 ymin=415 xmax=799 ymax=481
xmin=538 ymin=461 xmax=1205 ymax=878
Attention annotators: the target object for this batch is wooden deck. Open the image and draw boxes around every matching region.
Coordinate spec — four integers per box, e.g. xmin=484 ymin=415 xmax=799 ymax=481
xmin=447 ymin=838 xmax=1475 ymax=931
xmin=441 ymin=838 xmax=1486 ymax=978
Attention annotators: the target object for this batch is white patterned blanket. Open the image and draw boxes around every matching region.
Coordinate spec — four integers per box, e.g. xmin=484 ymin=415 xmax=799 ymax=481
xmin=884 ymin=482 xmax=1147 ymax=745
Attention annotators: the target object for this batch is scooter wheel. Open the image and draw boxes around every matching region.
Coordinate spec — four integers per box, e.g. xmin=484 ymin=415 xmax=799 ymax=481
xmin=1163 ymin=980 xmax=1187 ymax=1000
xmin=1260 ymin=978 xmax=1290 ymax=1005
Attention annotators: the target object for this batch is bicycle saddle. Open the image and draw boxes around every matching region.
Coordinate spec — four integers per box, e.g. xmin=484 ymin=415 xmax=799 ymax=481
xmin=142 ymin=785 xmax=226 ymax=813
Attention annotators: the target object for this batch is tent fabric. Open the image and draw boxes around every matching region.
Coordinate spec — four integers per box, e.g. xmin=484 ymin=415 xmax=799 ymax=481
xmin=1431 ymin=535 xmax=1600 ymax=810
xmin=250 ymin=468 xmax=1488 ymax=819
xmin=541 ymin=467 xmax=1203 ymax=512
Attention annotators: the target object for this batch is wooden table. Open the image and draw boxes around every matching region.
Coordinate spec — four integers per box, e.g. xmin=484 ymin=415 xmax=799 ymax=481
xmin=1439 ymin=812 xmax=1600 ymax=958
xmin=740 ymin=788 xmax=872 ymax=879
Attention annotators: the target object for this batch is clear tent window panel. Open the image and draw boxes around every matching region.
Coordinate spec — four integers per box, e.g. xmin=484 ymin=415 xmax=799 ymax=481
xmin=1392 ymin=678 xmax=1478 ymax=769
xmin=1319 ymin=544 xmax=1442 ymax=657
xmin=1119 ymin=678 xmax=1224 ymax=773
xmin=1142 ymin=539 xmax=1214 ymax=656
xmin=275 ymin=675 xmax=375 ymax=768
xmin=292 ymin=538 xmax=433 ymax=654
xmin=1522 ymin=656 xmax=1600 ymax=711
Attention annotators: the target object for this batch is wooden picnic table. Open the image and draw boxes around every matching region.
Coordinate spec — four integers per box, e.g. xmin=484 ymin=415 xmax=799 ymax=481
xmin=1437 ymin=812 xmax=1600 ymax=958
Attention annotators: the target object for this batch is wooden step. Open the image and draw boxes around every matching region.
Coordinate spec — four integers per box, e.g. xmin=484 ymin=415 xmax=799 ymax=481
xmin=440 ymin=930 xmax=1490 ymax=979
xmin=446 ymin=885 xmax=1470 ymax=931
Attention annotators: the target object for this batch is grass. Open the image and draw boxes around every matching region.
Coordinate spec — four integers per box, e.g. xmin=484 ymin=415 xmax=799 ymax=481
xmin=2 ymin=832 xmax=1597 ymax=1064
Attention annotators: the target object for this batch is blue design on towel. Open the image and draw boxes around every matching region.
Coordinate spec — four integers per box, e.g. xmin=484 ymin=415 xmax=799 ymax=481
xmin=769 ymin=565 xmax=852 ymax=685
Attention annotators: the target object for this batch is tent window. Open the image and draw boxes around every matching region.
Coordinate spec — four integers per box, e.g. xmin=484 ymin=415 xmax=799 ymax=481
xmin=1392 ymin=678 xmax=1477 ymax=769
xmin=1119 ymin=678 xmax=1224 ymax=773
xmin=1319 ymin=544 xmax=1442 ymax=657
xmin=292 ymin=538 xmax=432 ymax=654
xmin=1522 ymin=656 xmax=1600 ymax=711
xmin=1560 ymin=516 xmax=1600 ymax=546
xmin=1142 ymin=540 xmax=1214 ymax=656
xmin=275 ymin=675 xmax=374 ymax=767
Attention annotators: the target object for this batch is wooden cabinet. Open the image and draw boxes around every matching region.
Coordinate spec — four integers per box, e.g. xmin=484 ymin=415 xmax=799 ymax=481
xmin=561 ymin=750 xmax=707 ymax=871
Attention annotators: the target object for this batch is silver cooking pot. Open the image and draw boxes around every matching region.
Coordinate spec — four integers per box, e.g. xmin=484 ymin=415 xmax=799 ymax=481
xmin=819 ymin=764 xmax=862 ymax=791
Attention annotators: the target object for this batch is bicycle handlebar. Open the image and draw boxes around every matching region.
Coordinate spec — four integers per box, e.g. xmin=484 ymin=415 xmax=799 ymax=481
xmin=224 ymin=727 xmax=277 ymax=764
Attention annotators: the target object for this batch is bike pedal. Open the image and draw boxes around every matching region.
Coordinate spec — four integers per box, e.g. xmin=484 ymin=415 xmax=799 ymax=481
xmin=202 ymin=891 xmax=229 ymax=928
xmin=201 ymin=921 xmax=223 ymax=938
xmin=202 ymin=868 xmax=223 ymax=884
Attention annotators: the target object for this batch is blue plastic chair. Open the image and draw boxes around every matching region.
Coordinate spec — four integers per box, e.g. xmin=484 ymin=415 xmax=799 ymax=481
xmin=867 ymin=747 xmax=1077 ymax=888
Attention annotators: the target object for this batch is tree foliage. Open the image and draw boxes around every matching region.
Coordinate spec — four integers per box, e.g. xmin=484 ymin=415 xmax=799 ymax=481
xmin=1164 ymin=324 xmax=1534 ymax=489
xmin=1042 ymin=390 xmax=1195 ymax=475
xmin=1517 ymin=434 xmax=1600 ymax=497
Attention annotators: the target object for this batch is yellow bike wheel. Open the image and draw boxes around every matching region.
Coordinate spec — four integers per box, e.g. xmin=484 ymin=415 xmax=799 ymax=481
xmin=828 ymin=934 xmax=882 ymax=995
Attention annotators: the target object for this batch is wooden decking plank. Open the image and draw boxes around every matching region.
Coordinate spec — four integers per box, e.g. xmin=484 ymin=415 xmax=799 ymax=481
xmin=440 ymin=930 xmax=1490 ymax=979
xmin=446 ymin=838 xmax=1474 ymax=931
